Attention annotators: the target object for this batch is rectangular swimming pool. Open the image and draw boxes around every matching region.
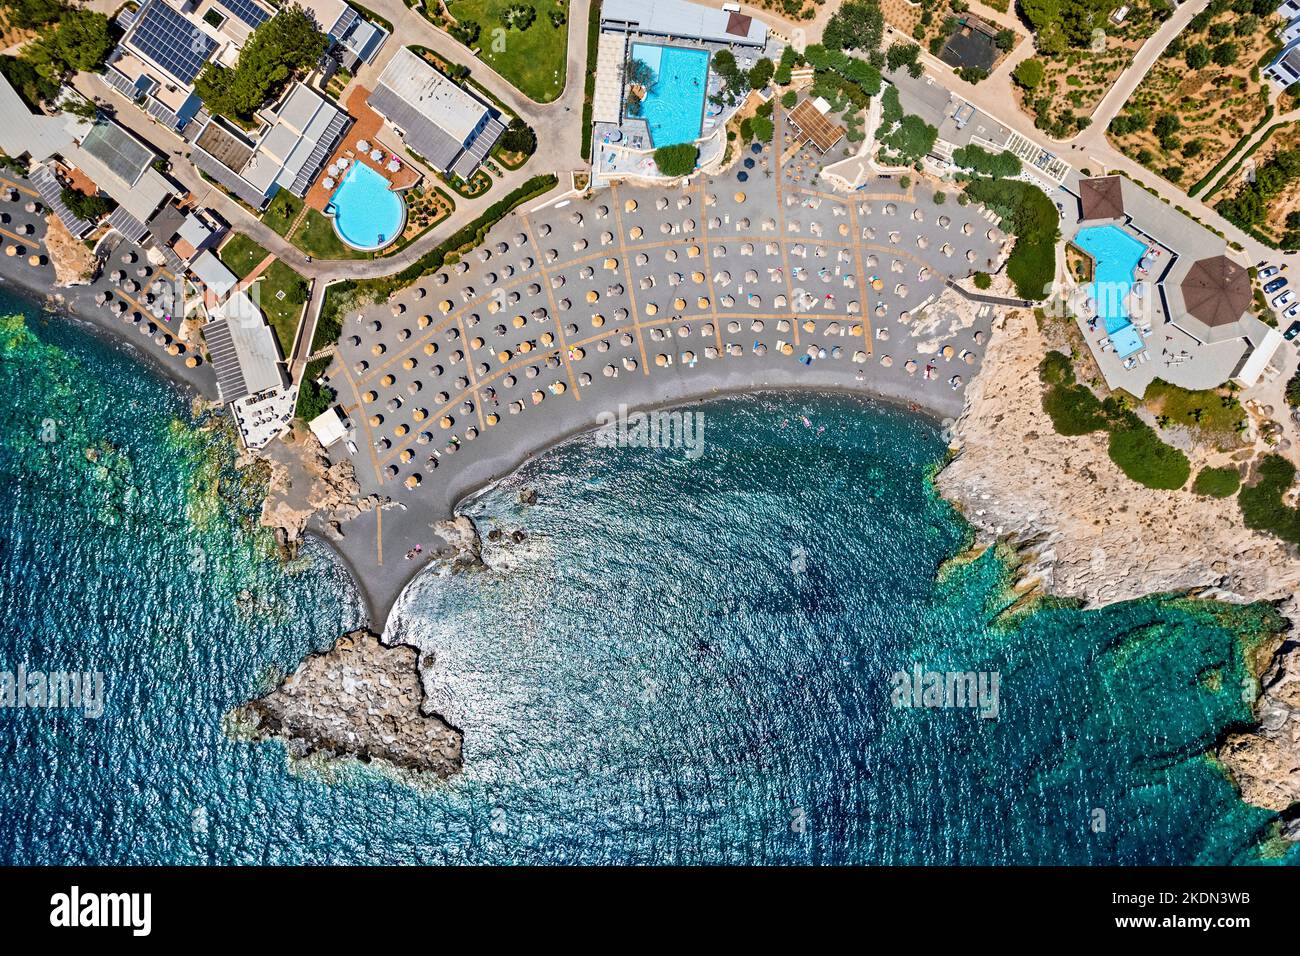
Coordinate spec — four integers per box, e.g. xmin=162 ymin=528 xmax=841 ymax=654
xmin=1073 ymin=224 xmax=1149 ymax=359
xmin=630 ymin=43 xmax=710 ymax=149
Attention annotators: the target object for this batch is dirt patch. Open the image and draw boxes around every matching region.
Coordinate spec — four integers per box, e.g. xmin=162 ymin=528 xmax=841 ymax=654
xmin=42 ymin=215 xmax=96 ymax=287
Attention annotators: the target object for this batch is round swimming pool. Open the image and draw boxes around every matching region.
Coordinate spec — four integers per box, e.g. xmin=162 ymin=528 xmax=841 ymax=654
xmin=327 ymin=163 xmax=406 ymax=251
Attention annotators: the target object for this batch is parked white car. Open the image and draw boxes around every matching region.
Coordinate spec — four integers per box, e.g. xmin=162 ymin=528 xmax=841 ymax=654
xmin=1260 ymin=265 xmax=1281 ymax=279
xmin=1286 ymin=303 xmax=1300 ymax=321
xmin=1272 ymin=290 xmax=1295 ymax=310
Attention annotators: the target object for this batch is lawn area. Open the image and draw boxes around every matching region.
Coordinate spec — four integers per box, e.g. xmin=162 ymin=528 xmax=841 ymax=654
xmin=1142 ymin=379 xmax=1246 ymax=448
xmin=290 ymin=208 xmax=373 ymax=260
xmin=444 ymin=0 xmax=568 ymax=103
xmin=261 ymin=190 xmax=305 ymax=237
xmin=218 ymin=233 xmax=271 ymax=279
xmin=252 ymin=259 xmax=310 ymax=356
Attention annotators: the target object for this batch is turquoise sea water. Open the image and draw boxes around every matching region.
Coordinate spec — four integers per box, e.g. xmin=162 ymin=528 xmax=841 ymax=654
xmin=631 ymin=43 xmax=710 ymax=148
xmin=0 ymin=292 xmax=1295 ymax=865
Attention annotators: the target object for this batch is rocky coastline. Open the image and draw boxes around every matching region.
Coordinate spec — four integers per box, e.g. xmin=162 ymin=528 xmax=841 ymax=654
xmin=935 ymin=306 xmax=1300 ymax=822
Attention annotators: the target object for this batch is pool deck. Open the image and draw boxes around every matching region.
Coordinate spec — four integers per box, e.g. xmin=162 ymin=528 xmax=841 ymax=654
xmin=631 ymin=41 xmax=711 ymax=149
xmin=304 ymin=86 xmax=421 ymax=216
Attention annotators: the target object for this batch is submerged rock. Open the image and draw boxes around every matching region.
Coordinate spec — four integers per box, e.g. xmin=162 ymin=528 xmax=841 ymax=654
xmin=232 ymin=628 xmax=462 ymax=778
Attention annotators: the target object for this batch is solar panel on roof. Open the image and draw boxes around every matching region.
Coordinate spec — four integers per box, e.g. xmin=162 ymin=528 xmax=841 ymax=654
xmin=128 ymin=0 xmax=218 ymax=84
xmin=216 ymin=0 xmax=270 ymax=29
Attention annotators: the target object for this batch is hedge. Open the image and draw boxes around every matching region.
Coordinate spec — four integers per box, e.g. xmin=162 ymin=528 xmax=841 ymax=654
xmin=314 ymin=174 xmax=558 ymax=352
xmin=1239 ymin=454 xmax=1300 ymax=545
xmin=579 ymin=0 xmax=602 ymax=162
xmin=1190 ymin=104 xmax=1275 ymax=197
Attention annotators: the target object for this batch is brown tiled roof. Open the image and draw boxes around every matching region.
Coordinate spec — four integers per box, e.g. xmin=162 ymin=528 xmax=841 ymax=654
xmin=788 ymin=99 xmax=845 ymax=153
xmin=1079 ymin=176 xmax=1125 ymax=221
xmin=1180 ymin=255 xmax=1251 ymax=329
xmin=725 ymin=11 xmax=753 ymax=36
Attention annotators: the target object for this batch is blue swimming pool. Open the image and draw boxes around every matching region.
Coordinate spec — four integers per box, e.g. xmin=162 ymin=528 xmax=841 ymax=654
xmin=630 ymin=43 xmax=710 ymax=148
xmin=1074 ymin=224 xmax=1148 ymax=358
xmin=327 ymin=162 xmax=406 ymax=251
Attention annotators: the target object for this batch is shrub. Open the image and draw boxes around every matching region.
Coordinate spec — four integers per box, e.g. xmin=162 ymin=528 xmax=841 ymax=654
xmin=963 ymin=178 xmax=1058 ymax=300
xmin=1104 ymin=401 xmax=1191 ymax=490
xmin=973 ymin=271 xmax=992 ymax=290
xmin=654 ymin=143 xmax=698 ymax=177
xmin=1013 ymin=58 xmax=1044 ymax=90
xmin=1211 ymin=41 xmax=1239 ymax=67
xmin=781 ymin=89 xmax=797 ymax=108
xmin=451 ymin=19 xmax=480 ymax=46
xmin=1039 ymin=352 xmax=1108 ymax=434
xmin=1239 ymin=454 xmax=1300 ymax=545
xmin=1286 ymin=369 xmax=1300 ymax=407
xmin=1185 ymin=42 xmax=1210 ymax=69
xmin=1192 ymin=466 xmax=1242 ymax=498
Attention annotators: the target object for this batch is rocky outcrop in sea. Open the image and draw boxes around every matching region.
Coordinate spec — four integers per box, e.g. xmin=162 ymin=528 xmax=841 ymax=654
xmin=231 ymin=628 xmax=463 ymax=778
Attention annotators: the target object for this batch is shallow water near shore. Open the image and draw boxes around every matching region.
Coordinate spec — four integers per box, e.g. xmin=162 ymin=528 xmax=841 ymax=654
xmin=1 ymin=294 xmax=1296 ymax=864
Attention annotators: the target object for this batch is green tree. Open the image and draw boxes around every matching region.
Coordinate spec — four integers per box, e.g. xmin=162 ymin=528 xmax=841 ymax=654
xmin=1184 ymin=42 xmax=1211 ymax=69
xmin=1013 ymin=58 xmax=1045 ymax=90
xmin=0 ymin=0 xmax=66 ymax=29
xmin=747 ymin=57 xmax=774 ymax=89
xmin=1211 ymin=41 xmax=1239 ymax=67
xmin=653 ymin=143 xmax=698 ymax=177
xmin=627 ymin=57 xmax=655 ymax=90
xmin=822 ymin=0 xmax=884 ymax=52
xmin=885 ymin=42 xmax=920 ymax=74
xmin=498 ymin=118 xmax=536 ymax=156
xmin=750 ymin=115 xmax=775 ymax=142
xmin=24 ymin=9 xmax=113 ymax=80
xmin=194 ymin=6 xmax=327 ymax=122
xmin=59 ymin=186 xmax=110 ymax=221
xmin=1286 ymin=369 xmax=1300 ymax=407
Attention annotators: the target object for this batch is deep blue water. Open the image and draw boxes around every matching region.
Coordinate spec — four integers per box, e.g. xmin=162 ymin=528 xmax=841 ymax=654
xmin=0 ymin=292 xmax=1295 ymax=864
